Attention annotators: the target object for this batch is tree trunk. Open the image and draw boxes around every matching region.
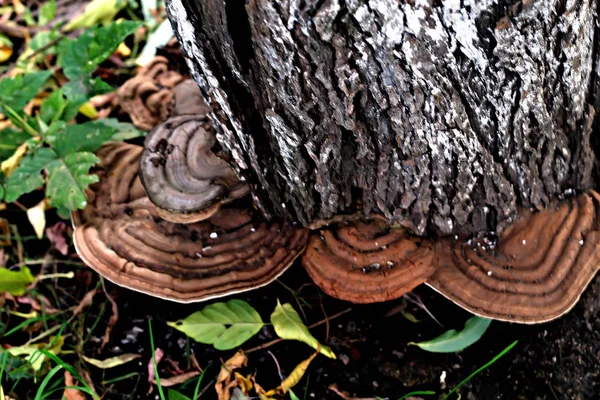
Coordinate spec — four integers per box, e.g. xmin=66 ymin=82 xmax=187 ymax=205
xmin=164 ymin=0 xmax=599 ymax=237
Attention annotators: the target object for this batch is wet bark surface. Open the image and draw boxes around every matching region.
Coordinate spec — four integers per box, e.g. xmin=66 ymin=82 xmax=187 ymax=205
xmin=165 ymin=0 xmax=599 ymax=237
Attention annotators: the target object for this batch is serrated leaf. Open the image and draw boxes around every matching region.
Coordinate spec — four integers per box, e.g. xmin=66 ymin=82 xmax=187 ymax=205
xmin=96 ymin=119 xmax=145 ymax=141
xmin=5 ymin=147 xmax=57 ymax=202
xmin=39 ymin=89 xmax=81 ymax=124
xmin=0 ymin=129 xmax=29 ymax=161
xmin=83 ymin=353 xmax=141 ymax=369
xmin=0 ymin=71 xmax=52 ymax=113
xmin=408 ymin=316 xmax=492 ymax=353
xmin=58 ymin=21 xmax=141 ymax=82
xmin=0 ymin=266 xmax=34 ymax=295
xmin=48 ymin=121 xmax=118 ymax=156
xmin=38 ymin=0 xmax=56 ymax=25
xmin=46 ymin=151 xmax=99 ymax=210
xmin=270 ymin=301 xmax=335 ymax=359
xmin=168 ymin=299 xmax=264 ymax=350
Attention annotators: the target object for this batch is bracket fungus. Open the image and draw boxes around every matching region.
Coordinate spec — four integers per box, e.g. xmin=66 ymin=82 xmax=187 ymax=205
xmin=302 ymin=219 xmax=436 ymax=303
xmin=117 ymin=56 xmax=185 ymax=130
xmin=140 ymin=114 xmax=249 ymax=224
xmin=73 ymin=143 xmax=308 ymax=302
xmin=426 ymin=191 xmax=600 ymax=324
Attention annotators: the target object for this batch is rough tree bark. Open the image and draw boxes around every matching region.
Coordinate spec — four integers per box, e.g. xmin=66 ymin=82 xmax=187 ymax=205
xmin=164 ymin=0 xmax=600 ymax=237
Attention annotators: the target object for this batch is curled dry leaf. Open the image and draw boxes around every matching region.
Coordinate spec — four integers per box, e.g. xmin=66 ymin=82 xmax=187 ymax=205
xmin=262 ymin=349 xmax=318 ymax=398
xmin=63 ymin=371 xmax=86 ymax=400
xmin=72 ymin=289 xmax=98 ymax=316
xmin=151 ymin=370 xmax=200 ymax=387
xmin=215 ymin=350 xmax=248 ymax=400
xmin=100 ymin=290 xmax=118 ymax=352
xmin=148 ymin=348 xmax=164 ymax=383
xmin=83 ymin=353 xmax=141 ymax=369
xmin=46 ymin=222 xmax=69 ymax=256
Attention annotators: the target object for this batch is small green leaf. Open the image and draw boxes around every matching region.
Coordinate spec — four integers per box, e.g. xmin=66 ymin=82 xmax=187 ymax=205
xmin=96 ymin=119 xmax=145 ymax=140
xmin=49 ymin=121 xmax=119 ymax=156
xmin=46 ymin=151 xmax=100 ymax=210
xmin=0 ymin=129 xmax=29 ymax=160
xmin=0 ymin=71 xmax=52 ymax=113
xmin=38 ymin=0 xmax=57 ymax=26
xmin=289 ymin=390 xmax=301 ymax=400
xmin=168 ymin=299 xmax=264 ymax=351
xmin=58 ymin=21 xmax=141 ymax=82
xmin=0 ymin=266 xmax=35 ymax=296
xmin=39 ymin=90 xmax=81 ymax=124
xmin=409 ymin=316 xmax=492 ymax=353
xmin=82 ymin=354 xmax=141 ymax=369
xmin=270 ymin=301 xmax=335 ymax=359
xmin=5 ymin=148 xmax=57 ymax=203
xmin=167 ymin=389 xmax=192 ymax=400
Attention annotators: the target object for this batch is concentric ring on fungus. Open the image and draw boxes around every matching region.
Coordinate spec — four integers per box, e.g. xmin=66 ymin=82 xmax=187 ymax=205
xmin=139 ymin=114 xmax=250 ymax=224
xmin=427 ymin=191 xmax=600 ymax=323
xmin=73 ymin=143 xmax=308 ymax=302
xmin=302 ymin=219 xmax=436 ymax=303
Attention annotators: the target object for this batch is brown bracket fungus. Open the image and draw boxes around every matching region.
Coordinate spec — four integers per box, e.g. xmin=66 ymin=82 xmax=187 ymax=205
xmin=73 ymin=143 xmax=308 ymax=302
xmin=139 ymin=114 xmax=249 ymax=224
xmin=427 ymin=191 xmax=600 ymax=324
xmin=117 ymin=56 xmax=185 ymax=130
xmin=302 ymin=219 xmax=436 ymax=303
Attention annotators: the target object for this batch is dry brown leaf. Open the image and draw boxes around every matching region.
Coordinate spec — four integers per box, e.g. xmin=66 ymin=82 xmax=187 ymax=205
xmin=17 ymin=294 xmax=59 ymax=314
xmin=0 ymin=219 xmax=10 ymax=247
xmin=45 ymin=222 xmax=69 ymax=256
xmin=72 ymin=289 xmax=98 ymax=316
xmin=100 ymin=290 xmax=118 ymax=352
xmin=151 ymin=370 xmax=200 ymax=387
xmin=327 ymin=384 xmax=378 ymax=400
xmin=26 ymin=199 xmax=47 ymax=239
xmin=63 ymin=371 xmax=86 ymax=400
xmin=263 ymin=350 xmax=318 ymax=398
xmin=215 ymin=350 xmax=248 ymax=400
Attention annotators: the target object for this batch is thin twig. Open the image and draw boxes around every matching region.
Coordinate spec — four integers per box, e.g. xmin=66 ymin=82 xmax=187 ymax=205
xmin=403 ymin=292 xmax=443 ymax=327
xmin=245 ymin=308 xmax=352 ymax=354
xmin=267 ymin=351 xmax=284 ymax=381
xmin=319 ymin=299 xmax=330 ymax=342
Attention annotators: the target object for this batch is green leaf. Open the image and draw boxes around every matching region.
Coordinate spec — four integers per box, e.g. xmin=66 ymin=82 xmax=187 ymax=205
xmin=0 ymin=266 xmax=35 ymax=296
xmin=408 ymin=316 xmax=492 ymax=353
xmin=95 ymin=119 xmax=145 ymax=140
xmin=38 ymin=0 xmax=57 ymax=26
xmin=82 ymin=354 xmax=141 ymax=369
xmin=168 ymin=299 xmax=264 ymax=351
xmin=5 ymin=148 xmax=57 ymax=203
xmin=0 ymin=129 xmax=29 ymax=160
xmin=270 ymin=301 xmax=335 ymax=359
xmin=39 ymin=90 xmax=81 ymax=124
xmin=46 ymin=151 xmax=99 ymax=210
xmin=167 ymin=389 xmax=192 ymax=400
xmin=0 ymin=71 xmax=52 ymax=113
xmin=49 ymin=121 xmax=118 ymax=156
xmin=58 ymin=21 xmax=141 ymax=82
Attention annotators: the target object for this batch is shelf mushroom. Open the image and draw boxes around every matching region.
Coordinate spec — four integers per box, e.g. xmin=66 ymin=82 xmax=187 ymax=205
xmin=73 ymin=143 xmax=308 ymax=302
xmin=139 ymin=114 xmax=250 ymax=223
xmin=426 ymin=191 xmax=600 ymax=323
xmin=302 ymin=219 xmax=436 ymax=303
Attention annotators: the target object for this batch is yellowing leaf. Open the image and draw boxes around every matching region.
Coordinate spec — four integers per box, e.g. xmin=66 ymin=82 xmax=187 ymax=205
xmin=1 ymin=142 xmax=28 ymax=177
xmin=6 ymin=336 xmax=64 ymax=371
xmin=78 ymin=102 xmax=98 ymax=119
xmin=27 ymin=199 xmax=46 ymax=239
xmin=0 ymin=45 xmax=12 ymax=63
xmin=116 ymin=42 xmax=131 ymax=57
xmin=215 ymin=350 xmax=247 ymax=400
xmin=270 ymin=301 xmax=335 ymax=359
xmin=264 ymin=350 xmax=318 ymax=397
xmin=63 ymin=0 xmax=126 ymax=31
xmin=83 ymin=353 xmax=141 ymax=369
xmin=168 ymin=299 xmax=264 ymax=350
xmin=0 ymin=266 xmax=34 ymax=295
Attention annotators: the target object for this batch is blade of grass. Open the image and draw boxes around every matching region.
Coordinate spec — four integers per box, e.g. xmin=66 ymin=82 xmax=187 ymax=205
xmin=443 ymin=340 xmax=518 ymax=400
xmin=192 ymin=366 xmax=209 ymax=400
xmin=400 ymin=390 xmax=436 ymax=399
xmin=102 ymin=372 xmax=140 ymax=385
xmin=148 ymin=319 xmax=166 ymax=400
xmin=34 ymin=364 xmax=63 ymax=400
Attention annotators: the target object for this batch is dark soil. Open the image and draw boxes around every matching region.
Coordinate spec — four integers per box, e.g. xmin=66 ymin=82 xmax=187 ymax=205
xmin=89 ymin=261 xmax=600 ymax=400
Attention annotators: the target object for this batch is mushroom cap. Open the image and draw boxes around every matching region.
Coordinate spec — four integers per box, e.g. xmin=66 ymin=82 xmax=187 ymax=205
xmin=139 ymin=114 xmax=249 ymax=224
xmin=73 ymin=142 xmax=308 ymax=302
xmin=302 ymin=219 xmax=436 ymax=303
xmin=426 ymin=191 xmax=600 ymax=323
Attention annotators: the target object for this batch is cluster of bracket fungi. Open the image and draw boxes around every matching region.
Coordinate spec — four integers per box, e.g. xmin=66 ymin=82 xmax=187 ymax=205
xmin=73 ymin=76 xmax=600 ymax=325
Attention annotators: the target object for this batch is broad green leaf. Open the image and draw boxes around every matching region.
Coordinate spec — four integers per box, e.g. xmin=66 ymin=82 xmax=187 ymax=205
xmin=58 ymin=21 xmax=141 ymax=82
xmin=83 ymin=354 xmax=141 ymax=369
xmin=96 ymin=119 xmax=145 ymax=140
xmin=39 ymin=90 xmax=81 ymax=124
xmin=49 ymin=121 xmax=118 ymax=156
xmin=270 ymin=301 xmax=335 ymax=359
xmin=408 ymin=316 xmax=492 ymax=353
xmin=168 ymin=299 xmax=264 ymax=351
xmin=167 ymin=389 xmax=192 ymax=400
xmin=0 ymin=129 xmax=29 ymax=160
xmin=0 ymin=71 xmax=52 ymax=113
xmin=38 ymin=0 xmax=56 ymax=25
xmin=46 ymin=151 xmax=99 ymax=210
xmin=0 ymin=266 xmax=35 ymax=295
xmin=5 ymin=148 xmax=57 ymax=203
xmin=63 ymin=0 xmax=127 ymax=31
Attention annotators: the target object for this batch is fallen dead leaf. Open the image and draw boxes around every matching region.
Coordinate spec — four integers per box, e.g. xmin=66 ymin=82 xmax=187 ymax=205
xmin=100 ymin=289 xmax=118 ymax=352
xmin=151 ymin=370 xmax=200 ymax=387
xmin=328 ymin=383 xmax=379 ymax=400
xmin=0 ymin=219 xmax=9 ymax=247
xmin=1 ymin=142 xmax=28 ymax=177
xmin=63 ymin=371 xmax=86 ymax=400
xmin=261 ymin=349 xmax=318 ymax=398
xmin=26 ymin=199 xmax=47 ymax=239
xmin=83 ymin=353 xmax=141 ymax=369
xmin=215 ymin=350 xmax=248 ymax=400
xmin=45 ymin=222 xmax=69 ymax=256
xmin=72 ymin=289 xmax=98 ymax=316
xmin=17 ymin=294 xmax=59 ymax=314
xmin=148 ymin=348 xmax=164 ymax=383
